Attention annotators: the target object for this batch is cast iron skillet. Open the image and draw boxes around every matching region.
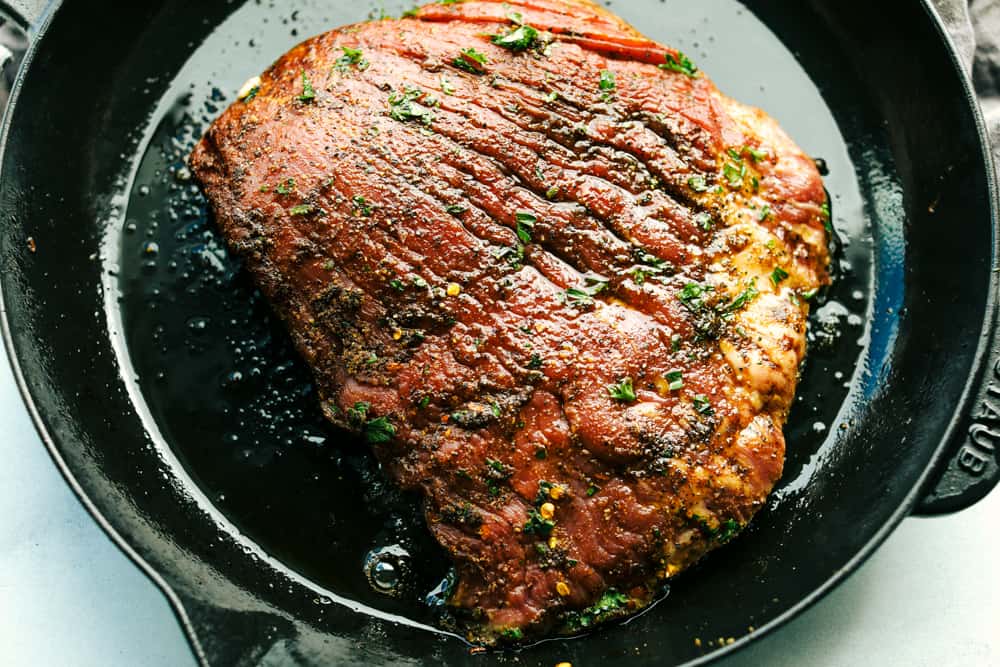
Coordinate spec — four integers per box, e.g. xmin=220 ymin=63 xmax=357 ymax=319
xmin=1 ymin=0 xmax=998 ymax=665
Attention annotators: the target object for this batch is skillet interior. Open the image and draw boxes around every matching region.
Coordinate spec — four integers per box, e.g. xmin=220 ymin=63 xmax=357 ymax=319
xmin=0 ymin=0 xmax=994 ymax=665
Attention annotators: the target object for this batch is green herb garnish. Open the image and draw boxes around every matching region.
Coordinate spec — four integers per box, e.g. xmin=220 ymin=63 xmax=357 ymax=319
xmin=289 ymin=204 xmax=316 ymax=216
xmin=563 ymin=279 xmax=607 ymax=308
xmin=660 ymin=51 xmax=699 ymax=77
xmin=367 ymin=417 xmax=399 ymax=445
xmin=665 ymin=370 xmax=683 ymax=391
xmin=678 ymin=282 xmax=713 ymax=312
xmin=500 ymin=627 xmax=524 ymax=641
xmin=688 ymin=175 xmax=709 ymax=192
xmin=492 ymin=23 xmax=539 ymax=51
xmin=770 ymin=267 xmax=790 ymax=287
xmin=297 ymin=70 xmax=316 ymax=102
xmin=722 ymin=282 xmax=760 ymax=313
xmin=515 ymin=211 xmax=536 ymax=243
xmin=388 ymin=87 xmax=436 ymax=124
xmin=692 ymin=395 xmax=714 ymax=415
xmin=608 ymin=377 xmax=637 ymax=402
xmin=745 ymin=146 xmax=768 ymax=162
xmin=599 ymin=69 xmax=616 ymax=100
xmin=723 ymin=161 xmax=746 ymax=187
xmin=352 ymin=195 xmax=373 ymax=216
xmin=453 ymin=47 xmax=488 ymax=74
xmin=523 ymin=508 xmax=556 ymax=536
xmin=335 ymin=46 xmax=369 ymax=72
xmin=565 ymin=589 xmax=631 ymax=631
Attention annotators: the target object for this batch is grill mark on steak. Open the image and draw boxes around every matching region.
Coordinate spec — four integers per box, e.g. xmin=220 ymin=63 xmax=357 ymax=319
xmin=191 ymin=0 xmax=830 ymax=644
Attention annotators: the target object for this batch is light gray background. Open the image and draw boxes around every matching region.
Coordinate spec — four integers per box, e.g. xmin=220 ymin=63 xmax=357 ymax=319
xmin=2 ymin=0 xmax=1000 ymax=665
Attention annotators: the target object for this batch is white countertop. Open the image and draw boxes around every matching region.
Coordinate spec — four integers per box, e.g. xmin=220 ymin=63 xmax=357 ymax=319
xmin=0 ymin=338 xmax=998 ymax=666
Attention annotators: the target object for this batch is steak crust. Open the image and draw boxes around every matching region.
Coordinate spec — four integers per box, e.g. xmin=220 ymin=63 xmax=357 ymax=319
xmin=191 ymin=0 xmax=829 ymax=642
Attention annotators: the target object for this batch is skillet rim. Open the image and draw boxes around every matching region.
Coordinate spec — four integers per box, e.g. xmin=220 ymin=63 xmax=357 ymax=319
xmin=0 ymin=1 xmax=995 ymax=665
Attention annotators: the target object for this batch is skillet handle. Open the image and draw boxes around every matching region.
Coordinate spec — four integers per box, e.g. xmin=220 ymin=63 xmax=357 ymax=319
xmin=916 ymin=328 xmax=1000 ymax=515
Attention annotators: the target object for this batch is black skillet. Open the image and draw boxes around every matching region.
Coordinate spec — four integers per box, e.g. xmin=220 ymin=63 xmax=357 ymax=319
xmin=1 ymin=0 xmax=998 ymax=665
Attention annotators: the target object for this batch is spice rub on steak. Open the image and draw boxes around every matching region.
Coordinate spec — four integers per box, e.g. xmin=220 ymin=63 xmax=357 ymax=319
xmin=190 ymin=0 xmax=830 ymax=643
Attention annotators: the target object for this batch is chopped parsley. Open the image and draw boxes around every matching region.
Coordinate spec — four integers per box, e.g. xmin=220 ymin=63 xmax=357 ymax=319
xmin=671 ymin=333 xmax=682 ymax=352
xmin=453 ymin=47 xmax=488 ymax=74
xmin=723 ymin=161 xmax=746 ymax=188
xmin=692 ymin=395 xmax=714 ymax=415
xmin=335 ymin=46 xmax=369 ymax=72
xmin=722 ymin=282 xmax=760 ymax=313
xmin=440 ymin=76 xmax=455 ymax=95
xmin=759 ymin=204 xmax=772 ymax=221
xmin=389 ymin=279 xmax=405 ymax=292
xmin=587 ymin=484 xmax=600 ymax=497
xmin=446 ymin=203 xmax=468 ymax=215
xmin=745 ymin=146 xmax=768 ymax=162
xmin=347 ymin=401 xmax=370 ymax=423
xmin=527 ymin=353 xmax=544 ymax=370
xmin=695 ymin=212 xmax=714 ymax=231
xmin=275 ymin=178 xmax=295 ymax=195
xmin=418 ymin=396 xmax=432 ymax=409
xmin=688 ymin=175 xmax=709 ymax=192
xmin=608 ymin=377 xmax=637 ymax=403
xmin=515 ymin=211 xmax=536 ymax=243
xmin=352 ymin=195 xmax=373 ymax=216
xmin=546 ymin=185 xmax=560 ymax=200
xmin=500 ymin=627 xmax=524 ymax=641
xmin=678 ymin=282 xmax=714 ymax=312
xmin=297 ymin=70 xmax=316 ymax=102
xmin=770 ymin=266 xmax=790 ymax=287
xmin=563 ymin=279 xmax=608 ymax=308
xmin=665 ymin=370 xmax=684 ymax=391
xmin=599 ymin=69 xmax=616 ymax=100
xmin=492 ymin=23 xmax=540 ymax=51
xmin=535 ymin=446 xmax=548 ymax=460
xmin=486 ymin=458 xmax=510 ymax=477
xmin=717 ymin=518 xmax=741 ymax=543
xmin=523 ymin=508 xmax=556 ymax=536
xmin=493 ymin=244 xmax=525 ymax=270
xmin=565 ymin=589 xmax=631 ymax=631
xmin=364 ymin=417 xmax=395 ymax=443
xmin=388 ymin=87 xmax=436 ymax=124
xmin=660 ymin=51 xmax=699 ymax=77
xmin=289 ymin=204 xmax=316 ymax=216
xmin=347 ymin=403 xmax=397 ymax=443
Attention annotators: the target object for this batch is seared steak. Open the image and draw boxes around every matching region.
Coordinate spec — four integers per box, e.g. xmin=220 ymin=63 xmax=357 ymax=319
xmin=190 ymin=0 xmax=830 ymax=643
